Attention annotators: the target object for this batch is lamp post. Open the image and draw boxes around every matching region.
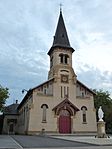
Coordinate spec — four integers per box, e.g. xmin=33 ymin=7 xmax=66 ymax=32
xmin=22 ymin=89 xmax=28 ymax=94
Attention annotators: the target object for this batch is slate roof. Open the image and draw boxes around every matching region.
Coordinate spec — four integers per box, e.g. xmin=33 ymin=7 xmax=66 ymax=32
xmin=48 ymin=10 xmax=74 ymax=55
xmin=53 ymin=11 xmax=70 ymax=47
xmin=3 ymin=103 xmax=19 ymax=115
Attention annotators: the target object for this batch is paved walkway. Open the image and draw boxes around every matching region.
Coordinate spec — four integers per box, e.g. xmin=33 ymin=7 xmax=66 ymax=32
xmin=0 ymin=135 xmax=112 ymax=149
xmin=24 ymin=147 xmax=112 ymax=149
xmin=0 ymin=135 xmax=23 ymax=149
xmin=52 ymin=135 xmax=112 ymax=146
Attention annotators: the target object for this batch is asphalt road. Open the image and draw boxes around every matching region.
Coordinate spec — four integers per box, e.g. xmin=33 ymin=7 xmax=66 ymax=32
xmin=11 ymin=135 xmax=95 ymax=148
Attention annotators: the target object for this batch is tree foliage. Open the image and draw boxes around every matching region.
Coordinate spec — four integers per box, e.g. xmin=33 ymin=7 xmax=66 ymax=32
xmin=0 ymin=85 xmax=9 ymax=111
xmin=94 ymin=89 xmax=112 ymax=134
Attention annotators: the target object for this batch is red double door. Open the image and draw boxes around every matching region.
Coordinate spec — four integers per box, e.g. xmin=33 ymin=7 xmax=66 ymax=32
xmin=59 ymin=109 xmax=71 ymax=133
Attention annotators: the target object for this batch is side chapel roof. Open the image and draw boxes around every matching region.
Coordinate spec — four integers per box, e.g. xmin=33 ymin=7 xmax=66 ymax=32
xmin=3 ymin=103 xmax=19 ymax=115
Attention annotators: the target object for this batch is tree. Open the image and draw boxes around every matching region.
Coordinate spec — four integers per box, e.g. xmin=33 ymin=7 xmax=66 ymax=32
xmin=0 ymin=85 xmax=9 ymax=111
xmin=94 ymin=89 xmax=112 ymax=134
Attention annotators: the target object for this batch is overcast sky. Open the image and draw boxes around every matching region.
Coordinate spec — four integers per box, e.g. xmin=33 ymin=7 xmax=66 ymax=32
xmin=0 ymin=0 xmax=112 ymax=105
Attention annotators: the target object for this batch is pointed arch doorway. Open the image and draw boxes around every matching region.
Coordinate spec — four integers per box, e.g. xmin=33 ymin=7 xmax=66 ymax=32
xmin=52 ymin=98 xmax=79 ymax=134
xmin=59 ymin=109 xmax=71 ymax=133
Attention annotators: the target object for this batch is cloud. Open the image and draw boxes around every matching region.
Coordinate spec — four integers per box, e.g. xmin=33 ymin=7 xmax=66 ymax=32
xmin=0 ymin=0 xmax=112 ymax=105
xmin=76 ymin=64 xmax=112 ymax=95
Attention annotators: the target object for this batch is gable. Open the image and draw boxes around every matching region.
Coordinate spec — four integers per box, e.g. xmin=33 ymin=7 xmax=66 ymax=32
xmin=52 ymin=98 xmax=79 ymax=116
xmin=18 ymin=78 xmax=54 ymax=110
xmin=33 ymin=78 xmax=54 ymax=96
xmin=76 ymin=80 xmax=96 ymax=99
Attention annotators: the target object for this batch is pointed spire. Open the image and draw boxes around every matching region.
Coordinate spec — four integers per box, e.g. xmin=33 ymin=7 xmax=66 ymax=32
xmin=48 ymin=10 xmax=74 ymax=55
xmin=52 ymin=10 xmax=70 ymax=47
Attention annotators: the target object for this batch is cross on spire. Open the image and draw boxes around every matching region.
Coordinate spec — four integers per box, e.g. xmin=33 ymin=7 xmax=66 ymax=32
xmin=59 ymin=3 xmax=63 ymax=13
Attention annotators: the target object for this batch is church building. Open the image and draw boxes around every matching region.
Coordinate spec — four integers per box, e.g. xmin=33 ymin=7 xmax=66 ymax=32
xmin=2 ymin=10 xmax=97 ymax=134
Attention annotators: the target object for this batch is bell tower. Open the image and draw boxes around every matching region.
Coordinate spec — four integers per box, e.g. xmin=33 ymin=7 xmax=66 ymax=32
xmin=48 ymin=10 xmax=76 ymax=80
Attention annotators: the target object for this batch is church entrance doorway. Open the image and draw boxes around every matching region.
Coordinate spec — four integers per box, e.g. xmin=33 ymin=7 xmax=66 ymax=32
xmin=59 ymin=109 xmax=71 ymax=133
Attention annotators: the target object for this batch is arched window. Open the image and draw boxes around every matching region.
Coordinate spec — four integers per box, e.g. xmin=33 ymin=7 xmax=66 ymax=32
xmin=59 ymin=54 xmax=69 ymax=64
xmin=81 ymin=106 xmax=87 ymax=123
xmin=82 ymin=92 xmax=84 ymax=98
xmin=41 ymin=104 xmax=48 ymax=122
xmin=59 ymin=54 xmax=63 ymax=63
xmin=65 ymin=54 xmax=69 ymax=64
